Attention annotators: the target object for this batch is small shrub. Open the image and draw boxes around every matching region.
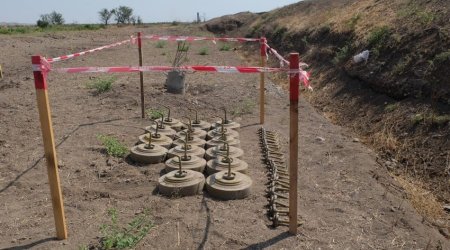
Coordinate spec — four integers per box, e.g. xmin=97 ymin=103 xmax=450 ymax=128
xmin=86 ymin=76 xmax=116 ymax=94
xmin=411 ymin=113 xmax=424 ymax=124
xmin=384 ymin=103 xmax=399 ymax=112
xmin=100 ymin=208 xmax=154 ymax=249
xmin=347 ymin=14 xmax=361 ymax=30
xmin=97 ymin=135 xmax=128 ymax=158
xmin=433 ymin=50 xmax=450 ymax=63
xmin=171 ymin=21 xmax=179 ymax=26
xmin=178 ymin=43 xmax=189 ymax=52
xmin=368 ymin=26 xmax=390 ymax=47
xmin=431 ymin=115 xmax=450 ymax=126
xmin=392 ymin=55 xmax=413 ymax=75
xmin=198 ymin=47 xmax=209 ymax=55
xmin=219 ymin=43 xmax=231 ymax=51
xmin=155 ymin=41 xmax=166 ymax=48
xmin=332 ymin=45 xmax=350 ymax=65
xmin=146 ymin=108 xmax=166 ymax=120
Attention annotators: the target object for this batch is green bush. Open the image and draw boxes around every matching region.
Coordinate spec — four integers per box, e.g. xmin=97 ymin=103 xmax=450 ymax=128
xmin=86 ymin=76 xmax=116 ymax=94
xmin=100 ymin=208 xmax=153 ymax=249
xmin=198 ymin=47 xmax=209 ymax=55
xmin=219 ymin=44 xmax=231 ymax=51
xmin=97 ymin=135 xmax=128 ymax=158
xmin=146 ymin=108 xmax=166 ymax=120
xmin=332 ymin=45 xmax=350 ymax=65
xmin=155 ymin=41 xmax=166 ymax=48
xmin=368 ymin=26 xmax=390 ymax=47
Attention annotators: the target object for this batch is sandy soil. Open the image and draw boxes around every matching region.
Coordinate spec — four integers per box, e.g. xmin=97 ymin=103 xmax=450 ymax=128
xmin=0 ymin=25 xmax=448 ymax=249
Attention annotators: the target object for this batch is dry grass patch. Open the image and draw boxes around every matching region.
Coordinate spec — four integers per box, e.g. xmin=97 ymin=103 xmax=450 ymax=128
xmin=394 ymin=175 xmax=445 ymax=221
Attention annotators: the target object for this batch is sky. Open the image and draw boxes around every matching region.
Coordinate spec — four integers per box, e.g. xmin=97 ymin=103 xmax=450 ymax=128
xmin=1 ymin=0 xmax=301 ymax=24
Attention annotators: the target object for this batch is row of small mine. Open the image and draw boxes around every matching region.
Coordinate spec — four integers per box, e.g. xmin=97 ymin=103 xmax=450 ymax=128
xmin=129 ymin=109 xmax=253 ymax=200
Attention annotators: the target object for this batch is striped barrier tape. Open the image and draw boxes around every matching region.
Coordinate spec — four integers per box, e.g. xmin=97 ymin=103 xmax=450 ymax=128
xmin=265 ymin=43 xmax=311 ymax=90
xmin=35 ymin=65 xmax=286 ymax=74
xmin=143 ymin=35 xmax=260 ymax=43
xmin=47 ymin=38 xmax=133 ymax=63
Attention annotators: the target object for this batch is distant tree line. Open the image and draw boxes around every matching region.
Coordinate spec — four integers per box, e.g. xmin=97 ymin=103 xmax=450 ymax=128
xmin=35 ymin=6 xmax=142 ymax=29
xmin=99 ymin=6 xmax=142 ymax=26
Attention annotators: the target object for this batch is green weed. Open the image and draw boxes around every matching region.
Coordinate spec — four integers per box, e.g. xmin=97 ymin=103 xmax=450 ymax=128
xmin=155 ymin=41 xmax=166 ymax=48
xmin=219 ymin=43 xmax=231 ymax=51
xmin=433 ymin=50 xmax=450 ymax=63
xmin=198 ymin=47 xmax=209 ymax=55
xmin=384 ymin=103 xmax=399 ymax=112
xmin=392 ymin=55 xmax=413 ymax=75
xmin=431 ymin=115 xmax=450 ymax=126
xmin=100 ymin=208 xmax=154 ymax=249
xmin=411 ymin=113 xmax=424 ymax=124
xmin=97 ymin=135 xmax=128 ymax=158
xmin=332 ymin=45 xmax=350 ymax=65
xmin=146 ymin=108 xmax=166 ymax=120
xmin=347 ymin=14 xmax=361 ymax=30
xmin=86 ymin=76 xmax=116 ymax=94
xmin=368 ymin=26 xmax=390 ymax=47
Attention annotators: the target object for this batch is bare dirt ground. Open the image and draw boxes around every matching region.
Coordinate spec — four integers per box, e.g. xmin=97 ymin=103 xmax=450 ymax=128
xmin=0 ymin=25 xmax=449 ymax=249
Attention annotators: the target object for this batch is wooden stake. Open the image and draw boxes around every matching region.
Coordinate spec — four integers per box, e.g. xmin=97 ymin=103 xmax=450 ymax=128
xmin=32 ymin=56 xmax=67 ymax=240
xmin=259 ymin=37 xmax=267 ymax=124
xmin=138 ymin=32 xmax=145 ymax=118
xmin=288 ymin=53 xmax=299 ymax=235
xmin=0 ymin=64 xmax=3 ymax=78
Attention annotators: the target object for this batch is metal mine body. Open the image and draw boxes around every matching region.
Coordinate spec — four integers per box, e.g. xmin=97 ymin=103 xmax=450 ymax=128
xmin=138 ymin=133 xmax=173 ymax=149
xmin=191 ymin=120 xmax=211 ymax=131
xmin=177 ymin=128 xmax=207 ymax=140
xmin=145 ymin=124 xmax=176 ymax=139
xmin=205 ymin=136 xmax=240 ymax=149
xmin=158 ymin=170 xmax=205 ymax=197
xmin=205 ymin=170 xmax=252 ymax=200
xmin=168 ymin=144 xmax=206 ymax=159
xmin=206 ymin=128 xmax=239 ymax=140
xmin=130 ymin=143 xmax=168 ymax=164
xmin=173 ymin=136 xmax=206 ymax=148
xmin=165 ymin=155 xmax=207 ymax=173
xmin=206 ymin=156 xmax=249 ymax=175
xmin=163 ymin=117 xmax=184 ymax=132
xmin=205 ymin=145 xmax=244 ymax=160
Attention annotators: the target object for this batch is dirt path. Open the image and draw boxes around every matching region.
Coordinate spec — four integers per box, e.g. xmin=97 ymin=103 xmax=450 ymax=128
xmin=0 ymin=25 xmax=448 ymax=249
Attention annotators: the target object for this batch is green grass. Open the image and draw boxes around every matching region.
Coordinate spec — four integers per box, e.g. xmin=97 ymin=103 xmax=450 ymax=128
xmin=219 ymin=43 xmax=231 ymax=51
xmin=146 ymin=108 xmax=166 ymax=120
xmin=392 ymin=55 xmax=413 ymax=75
xmin=332 ymin=45 xmax=350 ymax=65
xmin=398 ymin=3 xmax=438 ymax=25
xmin=433 ymin=50 xmax=450 ymax=63
xmin=100 ymin=208 xmax=154 ymax=249
xmin=198 ymin=47 xmax=209 ymax=55
xmin=97 ymin=135 xmax=128 ymax=158
xmin=0 ymin=24 xmax=103 ymax=35
xmin=384 ymin=103 xmax=399 ymax=112
xmin=155 ymin=41 xmax=166 ymax=48
xmin=431 ymin=115 xmax=450 ymax=126
xmin=368 ymin=26 xmax=390 ymax=47
xmin=86 ymin=76 xmax=116 ymax=94
xmin=346 ymin=14 xmax=361 ymax=30
xmin=411 ymin=113 xmax=424 ymax=124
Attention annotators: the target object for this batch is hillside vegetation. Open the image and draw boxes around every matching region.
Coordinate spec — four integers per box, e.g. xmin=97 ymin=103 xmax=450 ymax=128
xmin=205 ymin=0 xmax=450 ymax=202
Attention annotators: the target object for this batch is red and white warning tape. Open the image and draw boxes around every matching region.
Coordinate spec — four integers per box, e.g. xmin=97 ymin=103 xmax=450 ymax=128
xmin=34 ymin=65 xmax=286 ymax=74
xmin=143 ymin=35 xmax=260 ymax=43
xmin=265 ymin=42 xmax=311 ymax=89
xmin=47 ymin=38 xmax=132 ymax=63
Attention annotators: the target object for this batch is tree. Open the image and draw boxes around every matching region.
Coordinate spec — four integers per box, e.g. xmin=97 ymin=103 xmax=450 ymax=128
xmin=137 ymin=16 xmax=143 ymax=25
xmin=49 ymin=11 xmax=64 ymax=25
xmin=114 ymin=6 xmax=133 ymax=24
xmin=36 ymin=11 xmax=64 ymax=28
xmin=99 ymin=8 xmax=114 ymax=25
